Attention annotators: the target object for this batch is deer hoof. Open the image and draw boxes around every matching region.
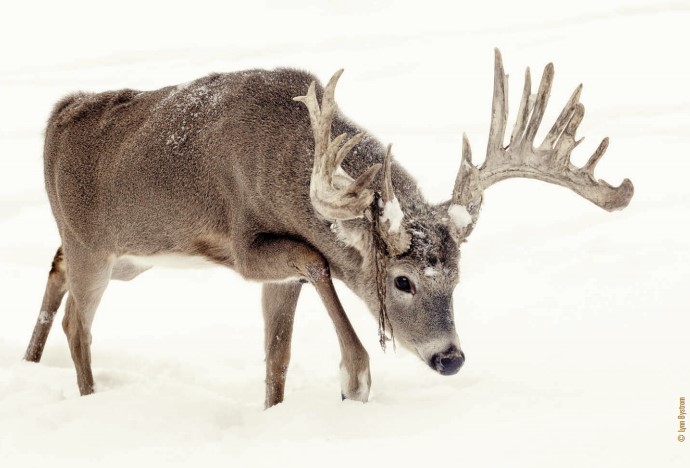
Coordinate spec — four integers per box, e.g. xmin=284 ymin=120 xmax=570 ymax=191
xmin=339 ymin=365 xmax=370 ymax=403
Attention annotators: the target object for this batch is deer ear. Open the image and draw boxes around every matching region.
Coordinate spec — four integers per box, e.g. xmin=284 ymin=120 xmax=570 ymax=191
xmin=445 ymin=134 xmax=482 ymax=245
xmin=438 ymin=199 xmax=481 ymax=246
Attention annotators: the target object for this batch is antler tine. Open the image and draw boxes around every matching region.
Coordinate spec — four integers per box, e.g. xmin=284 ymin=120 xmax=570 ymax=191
xmin=335 ymin=131 xmax=366 ymax=168
xmin=293 ymin=81 xmax=321 ymax=146
xmin=375 ymin=143 xmax=412 ymax=255
xmin=486 ymin=49 xmax=509 ymax=158
xmin=509 ymin=67 xmax=533 ymax=147
xmin=318 ymin=70 xmax=344 ymax=154
xmin=452 ymin=134 xmax=481 ymax=209
xmin=539 ymin=83 xmax=582 ymax=151
xmin=447 ymin=133 xmax=482 ymax=241
xmin=523 ymin=61 xmax=554 ymax=145
xmin=449 ymin=49 xmax=633 ymax=242
xmin=582 ymin=137 xmax=609 ymax=176
xmin=452 ymin=133 xmax=472 ymax=201
xmin=382 ymin=144 xmax=394 ymax=203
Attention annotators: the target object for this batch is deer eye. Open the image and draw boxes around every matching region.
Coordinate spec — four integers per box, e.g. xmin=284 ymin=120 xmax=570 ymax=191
xmin=394 ymin=276 xmax=415 ymax=294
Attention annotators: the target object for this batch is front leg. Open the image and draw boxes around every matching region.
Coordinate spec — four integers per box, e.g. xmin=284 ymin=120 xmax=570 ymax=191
xmin=262 ymin=282 xmax=301 ymax=408
xmin=237 ymin=235 xmax=371 ymax=404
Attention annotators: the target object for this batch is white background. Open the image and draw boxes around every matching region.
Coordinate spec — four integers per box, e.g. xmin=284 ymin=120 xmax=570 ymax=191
xmin=1 ymin=0 xmax=689 ymax=466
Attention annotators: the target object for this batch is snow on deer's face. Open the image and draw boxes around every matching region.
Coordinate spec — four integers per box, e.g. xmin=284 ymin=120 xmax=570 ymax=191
xmin=382 ymin=215 xmax=465 ymax=375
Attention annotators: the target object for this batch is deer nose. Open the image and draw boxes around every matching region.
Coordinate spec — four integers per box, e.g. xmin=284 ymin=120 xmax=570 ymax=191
xmin=431 ymin=347 xmax=465 ymax=375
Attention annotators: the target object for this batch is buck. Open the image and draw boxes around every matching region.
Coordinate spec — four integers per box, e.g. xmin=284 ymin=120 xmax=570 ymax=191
xmin=24 ymin=50 xmax=633 ymax=407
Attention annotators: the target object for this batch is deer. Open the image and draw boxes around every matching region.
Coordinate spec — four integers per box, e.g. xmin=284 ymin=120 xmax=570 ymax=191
xmin=24 ymin=49 xmax=633 ymax=408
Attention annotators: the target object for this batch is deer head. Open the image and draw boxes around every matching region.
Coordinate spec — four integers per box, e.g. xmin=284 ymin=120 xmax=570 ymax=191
xmin=294 ymin=49 xmax=633 ymax=376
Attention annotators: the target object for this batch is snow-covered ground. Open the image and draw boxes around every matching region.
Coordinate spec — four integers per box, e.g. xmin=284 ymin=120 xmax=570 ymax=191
xmin=1 ymin=1 xmax=689 ymax=466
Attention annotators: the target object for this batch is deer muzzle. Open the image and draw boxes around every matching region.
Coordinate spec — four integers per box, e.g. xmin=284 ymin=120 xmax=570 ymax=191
xmin=430 ymin=345 xmax=465 ymax=376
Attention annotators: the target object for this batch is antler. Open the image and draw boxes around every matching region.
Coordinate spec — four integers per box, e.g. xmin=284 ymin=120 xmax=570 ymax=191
xmin=294 ymin=70 xmax=380 ymax=222
xmin=294 ymin=70 xmax=411 ymax=256
xmin=450 ymin=49 xmax=634 ymax=239
xmin=378 ymin=144 xmax=412 ymax=256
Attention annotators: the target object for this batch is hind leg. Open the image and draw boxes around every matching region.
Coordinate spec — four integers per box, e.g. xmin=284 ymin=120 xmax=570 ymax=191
xmin=25 ymin=247 xmax=68 ymax=362
xmin=61 ymin=245 xmax=114 ymax=395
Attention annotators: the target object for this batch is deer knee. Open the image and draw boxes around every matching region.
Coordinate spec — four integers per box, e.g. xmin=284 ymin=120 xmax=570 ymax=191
xmin=62 ymin=296 xmax=88 ymax=338
xmin=62 ymin=302 xmax=74 ymax=336
xmin=299 ymin=250 xmax=330 ymax=283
